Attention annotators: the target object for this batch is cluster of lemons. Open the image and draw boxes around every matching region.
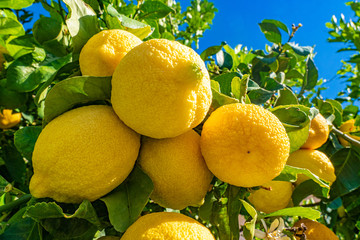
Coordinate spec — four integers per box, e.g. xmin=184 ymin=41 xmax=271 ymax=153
xmin=28 ymin=29 xmax=339 ymax=239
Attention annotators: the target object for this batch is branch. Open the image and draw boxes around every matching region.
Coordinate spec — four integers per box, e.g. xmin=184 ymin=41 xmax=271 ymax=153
xmin=0 ymin=194 xmax=32 ymax=214
xmin=331 ymin=127 xmax=360 ymax=148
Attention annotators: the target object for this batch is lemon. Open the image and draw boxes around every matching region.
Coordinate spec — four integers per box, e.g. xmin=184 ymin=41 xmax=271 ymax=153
xmin=138 ymin=130 xmax=213 ymax=210
xmin=294 ymin=219 xmax=338 ymax=240
xmin=338 ymin=119 xmax=360 ymax=147
xmin=200 ymin=103 xmax=290 ymax=187
xmin=0 ymin=109 xmax=21 ymax=129
xmin=286 ymin=149 xmax=336 ymax=185
xmin=111 ymin=39 xmax=212 ymax=139
xmin=301 ymin=113 xmax=329 ymax=149
xmin=248 ymin=180 xmax=293 ymax=214
xmin=30 ymin=105 xmax=140 ymax=203
xmin=79 ymin=30 xmax=142 ymax=77
xmin=121 ymin=212 xmax=215 ymax=240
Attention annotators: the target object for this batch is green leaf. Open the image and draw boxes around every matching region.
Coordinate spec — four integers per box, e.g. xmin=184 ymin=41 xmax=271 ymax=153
xmin=211 ymin=84 xmax=239 ymax=109
xmin=106 ymin=5 xmax=153 ymax=40
xmin=63 ymin=0 xmax=100 ymax=53
xmin=199 ymin=191 xmax=217 ymax=222
xmin=292 ymin=180 xmax=330 ymax=206
xmin=284 ymin=42 xmax=312 ymax=56
xmin=330 ymin=148 xmax=360 ymax=199
xmin=0 ymin=16 xmax=25 ymax=36
xmin=138 ymin=0 xmax=174 ymax=20
xmin=0 ymin=85 xmax=27 ymax=109
xmin=0 ymin=0 xmax=34 ymax=9
xmin=326 ymin=100 xmax=342 ymax=127
xmin=240 ymin=200 xmax=257 ymax=240
xmin=216 ymin=50 xmax=233 ymax=69
xmin=248 ymin=88 xmax=273 ymax=105
xmin=43 ymin=76 xmax=111 ymax=125
xmin=275 ymin=87 xmax=299 ymax=106
xmin=100 ymin=166 xmax=153 ymax=232
xmin=6 ymin=53 xmax=56 ymax=92
xmin=264 ymin=206 xmax=321 ymax=220
xmin=286 ymin=69 xmax=304 ymax=79
xmin=200 ymin=42 xmax=226 ymax=60
xmin=213 ymin=72 xmax=241 ymax=96
xmin=259 ymin=22 xmax=281 ymax=44
xmin=270 ymin=105 xmax=310 ymax=131
xmin=0 ymin=214 xmax=40 ymax=240
xmin=223 ymin=45 xmax=240 ymax=71
xmin=287 ymin=124 xmax=310 ymax=152
xmin=1 ymin=144 xmax=26 ymax=186
xmin=304 ymin=57 xmax=318 ymax=90
xmin=262 ymin=19 xmax=289 ymax=34
xmin=274 ymin=165 xmax=330 ymax=189
xmin=14 ymin=127 xmax=42 ymax=161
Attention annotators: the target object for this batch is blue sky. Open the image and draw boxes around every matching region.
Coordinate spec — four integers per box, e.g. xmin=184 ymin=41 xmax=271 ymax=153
xmin=26 ymin=0 xmax=355 ymax=100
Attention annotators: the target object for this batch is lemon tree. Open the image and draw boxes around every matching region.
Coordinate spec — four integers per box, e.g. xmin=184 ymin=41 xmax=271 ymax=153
xmin=0 ymin=0 xmax=359 ymax=240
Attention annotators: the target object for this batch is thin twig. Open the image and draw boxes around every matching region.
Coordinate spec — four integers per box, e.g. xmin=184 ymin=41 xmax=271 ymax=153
xmin=332 ymin=126 xmax=360 ymax=148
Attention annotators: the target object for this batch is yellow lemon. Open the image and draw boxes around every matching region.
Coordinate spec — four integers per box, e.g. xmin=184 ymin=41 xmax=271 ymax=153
xmin=111 ymin=39 xmax=212 ymax=139
xmin=338 ymin=119 xmax=360 ymax=147
xmin=30 ymin=105 xmax=140 ymax=203
xmin=301 ymin=113 xmax=329 ymax=149
xmin=248 ymin=180 xmax=293 ymax=214
xmin=0 ymin=109 xmax=21 ymax=129
xmin=138 ymin=130 xmax=213 ymax=210
xmin=294 ymin=219 xmax=339 ymax=240
xmin=79 ymin=29 xmax=142 ymax=77
xmin=286 ymin=149 xmax=336 ymax=185
xmin=121 ymin=212 xmax=215 ymax=240
xmin=200 ymin=103 xmax=290 ymax=187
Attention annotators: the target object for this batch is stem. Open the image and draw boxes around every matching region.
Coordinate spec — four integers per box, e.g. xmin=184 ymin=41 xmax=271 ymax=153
xmin=332 ymin=127 xmax=360 ymax=148
xmin=0 ymin=194 xmax=32 ymax=214
xmin=58 ymin=0 xmax=66 ymax=23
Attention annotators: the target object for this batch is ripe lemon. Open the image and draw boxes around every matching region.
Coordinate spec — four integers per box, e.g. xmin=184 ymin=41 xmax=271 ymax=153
xmin=111 ymin=39 xmax=212 ymax=139
xmin=121 ymin=212 xmax=215 ymax=240
xmin=286 ymin=149 xmax=336 ymax=185
xmin=200 ymin=103 xmax=290 ymax=187
xmin=294 ymin=219 xmax=338 ymax=240
xmin=248 ymin=180 xmax=293 ymax=214
xmin=301 ymin=113 xmax=329 ymax=149
xmin=138 ymin=130 xmax=213 ymax=210
xmin=338 ymin=119 xmax=360 ymax=147
xmin=30 ymin=105 xmax=140 ymax=203
xmin=0 ymin=109 xmax=21 ymax=129
xmin=79 ymin=30 xmax=142 ymax=77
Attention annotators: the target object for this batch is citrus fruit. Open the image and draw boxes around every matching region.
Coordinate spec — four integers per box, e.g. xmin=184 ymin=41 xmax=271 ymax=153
xmin=79 ymin=29 xmax=142 ymax=77
xmin=248 ymin=180 xmax=293 ymax=214
xmin=338 ymin=119 xmax=360 ymax=147
xmin=0 ymin=109 xmax=21 ymax=129
xmin=294 ymin=219 xmax=338 ymax=240
xmin=138 ymin=130 xmax=213 ymax=210
xmin=301 ymin=113 xmax=329 ymax=149
xmin=111 ymin=39 xmax=212 ymax=139
xmin=200 ymin=103 xmax=290 ymax=187
xmin=286 ymin=149 xmax=336 ymax=185
xmin=121 ymin=212 xmax=215 ymax=240
xmin=30 ymin=105 xmax=140 ymax=203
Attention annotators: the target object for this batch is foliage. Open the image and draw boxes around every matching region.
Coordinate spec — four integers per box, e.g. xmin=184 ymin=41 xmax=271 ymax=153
xmin=0 ymin=0 xmax=359 ymax=240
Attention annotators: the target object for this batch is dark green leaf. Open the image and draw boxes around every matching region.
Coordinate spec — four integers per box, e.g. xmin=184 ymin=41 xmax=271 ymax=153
xmin=292 ymin=180 xmax=330 ymax=206
xmin=2 ymin=144 xmax=26 ymax=185
xmin=200 ymin=42 xmax=226 ymax=60
xmin=262 ymin=19 xmax=289 ymax=33
xmin=63 ymin=0 xmax=100 ymax=53
xmin=285 ymin=42 xmax=312 ymax=56
xmin=0 ymin=215 xmax=40 ymax=240
xmin=106 ymin=5 xmax=152 ymax=40
xmin=199 ymin=191 xmax=216 ymax=222
xmin=263 ymin=77 xmax=285 ymax=91
xmin=259 ymin=22 xmax=281 ymax=44
xmin=138 ymin=0 xmax=174 ymax=20
xmin=264 ymin=206 xmax=321 ymax=220
xmin=248 ymin=88 xmax=273 ymax=105
xmin=14 ymin=127 xmax=42 ymax=161
xmin=216 ymin=50 xmax=233 ymax=69
xmin=213 ymin=72 xmax=241 ymax=96
xmin=0 ymin=0 xmax=34 ymax=9
xmin=286 ymin=69 xmax=304 ymax=79
xmin=304 ymin=57 xmax=318 ymax=90
xmin=43 ymin=76 xmax=111 ymax=125
xmin=0 ymin=86 xmax=27 ymax=109
xmin=330 ymin=149 xmax=360 ymax=199
xmin=100 ymin=166 xmax=153 ymax=232
xmin=270 ymin=105 xmax=310 ymax=131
